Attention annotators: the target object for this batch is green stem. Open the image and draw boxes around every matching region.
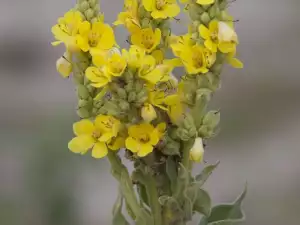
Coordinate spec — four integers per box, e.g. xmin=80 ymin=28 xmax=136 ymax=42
xmin=107 ymin=152 xmax=141 ymax=218
xmin=144 ymin=169 xmax=162 ymax=225
xmin=182 ymin=140 xmax=192 ymax=171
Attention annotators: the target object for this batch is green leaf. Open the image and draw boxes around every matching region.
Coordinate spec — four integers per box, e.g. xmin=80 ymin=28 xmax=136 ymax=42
xmin=195 ymin=161 xmax=220 ymax=187
xmin=136 ymin=208 xmax=153 ymax=225
xmin=174 ymin=164 xmax=189 ymax=201
xmin=162 ymin=197 xmax=184 ymax=224
xmin=199 ymin=185 xmax=247 ymax=225
xmin=166 ymin=157 xmax=177 ymax=193
xmin=112 ymin=194 xmax=129 ymax=225
xmin=194 ymin=188 xmax=212 ymax=217
xmin=203 ymin=111 xmax=220 ymax=129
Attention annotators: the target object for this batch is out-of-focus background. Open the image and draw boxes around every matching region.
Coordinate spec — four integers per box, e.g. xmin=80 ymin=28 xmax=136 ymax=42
xmin=0 ymin=0 xmax=299 ymax=224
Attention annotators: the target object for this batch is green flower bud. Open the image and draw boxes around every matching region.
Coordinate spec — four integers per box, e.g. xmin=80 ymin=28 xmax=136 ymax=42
xmin=77 ymin=85 xmax=90 ymax=99
xmin=125 ymin=82 xmax=134 ymax=92
xmin=203 ymin=111 xmax=220 ymax=129
xmin=77 ymin=107 xmax=90 ymax=118
xmin=198 ymin=125 xmax=213 ymax=138
xmin=124 ymin=71 xmax=134 ymax=82
xmin=211 ymin=63 xmax=223 ymax=74
xmin=141 ymin=18 xmax=151 ymax=28
xmin=78 ymin=99 xmax=92 ymax=108
xmin=209 ymin=5 xmax=216 ymax=18
xmin=188 ymin=7 xmax=201 ymax=21
xmin=117 ymin=88 xmax=127 ymax=99
xmin=191 ymin=32 xmax=199 ymax=40
xmin=85 ymin=8 xmax=95 ymax=21
xmin=119 ymin=100 xmax=130 ymax=111
xmin=128 ymin=92 xmax=136 ymax=102
xmin=93 ymin=4 xmax=100 ymax=16
xmin=79 ymin=1 xmax=89 ymax=12
xmin=73 ymin=74 xmax=84 ymax=85
xmin=88 ymin=0 xmax=97 ymax=7
xmin=200 ymin=12 xmax=211 ymax=25
xmin=177 ymin=129 xmax=191 ymax=141
xmin=201 ymin=5 xmax=210 ymax=11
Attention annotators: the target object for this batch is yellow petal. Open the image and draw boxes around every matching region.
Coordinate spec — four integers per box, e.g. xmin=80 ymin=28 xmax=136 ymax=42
xmin=143 ymin=0 xmax=153 ymax=11
xmin=98 ymin=132 xmax=114 ymax=142
xmin=164 ymin=4 xmax=180 ymax=18
xmin=79 ymin=21 xmax=91 ymax=35
xmin=199 ymin=25 xmax=210 ymax=39
xmin=68 ymin=135 xmax=95 ymax=154
xmin=149 ymin=130 xmax=159 ymax=146
xmin=228 ymin=57 xmax=244 ymax=69
xmin=73 ymin=119 xmax=95 ymax=136
xmin=196 ymin=0 xmax=215 ymax=5
xmin=108 ymin=137 xmax=125 ymax=151
xmin=137 ymin=144 xmax=153 ymax=157
xmin=218 ymin=42 xmax=236 ymax=53
xmin=98 ymin=24 xmax=116 ymax=50
xmin=204 ymin=39 xmax=214 ymax=52
xmin=92 ymin=142 xmax=108 ymax=159
xmin=125 ymin=137 xmax=139 ymax=153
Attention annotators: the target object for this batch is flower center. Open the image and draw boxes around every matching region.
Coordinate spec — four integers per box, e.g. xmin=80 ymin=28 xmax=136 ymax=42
xmin=139 ymin=134 xmax=150 ymax=143
xmin=89 ymin=31 xmax=101 ymax=47
xmin=156 ymin=0 xmax=166 ymax=10
xmin=210 ymin=31 xmax=218 ymax=42
xmin=141 ymin=34 xmax=154 ymax=49
xmin=93 ymin=130 xmax=102 ymax=139
xmin=192 ymin=52 xmax=204 ymax=68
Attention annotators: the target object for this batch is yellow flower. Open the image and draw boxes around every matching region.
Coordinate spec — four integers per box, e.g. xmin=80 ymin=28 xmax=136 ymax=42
xmin=189 ymin=137 xmax=205 ymax=163
xmin=141 ymin=103 xmax=157 ymax=122
xmin=76 ymin=21 xmax=116 ymax=54
xmin=148 ymin=89 xmax=168 ymax=110
xmin=199 ymin=20 xmax=238 ymax=53
xmin=131 ymin=28 xmax=161 ymax=53
xmin=164 ymin=94 xmax=184 ymax=123
xmin=125 ymin=123 xmax=166 ymax=157
xmin=68 ymin=115 xmax=121 ymax=159
xmin=51 ymin=10 xmax=83 ymax=52
xmin=196 ymin=0 xmax=215 ymax=5
xmin=139 ymin=55 xmax=171 ymax=84
xmin=122 ymin=45 xmax=146 ymax=68
xmin=114 ymin=0 xmax=140 ymax=33
xmin=85 ymin=66 xmax=112 ymax=88
xmin=180 ymin=44 xmax=210 ymax=74
xmin=169 ymin=34 xmax=193 ymax=58
xmin=226 ymin=50 xmax=243 ymax=69
xmin=93 ymin=48 xmax=128 ymax=77
xmin=142 ymin=0 xmax=180 ymax=19
xmin=56 ymin=52 xmax=72 ymax=78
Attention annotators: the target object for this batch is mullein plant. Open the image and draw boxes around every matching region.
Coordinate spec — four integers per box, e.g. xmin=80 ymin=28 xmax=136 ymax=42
xmin=52 ymin=0 xmax=246 ymax=224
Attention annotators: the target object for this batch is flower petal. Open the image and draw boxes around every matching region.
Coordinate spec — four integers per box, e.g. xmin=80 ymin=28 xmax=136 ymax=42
xmin=92 ymin=142 xmax=108 ymax=158
xmin=125 ymin=137 xmax=139 ymax=153
xmin=199 ymin=24 xmax=210 ymax=39
xmin=137 ymin=144 xmax=153 ymax=157
xmin=68 ymin=135 xmax=94 ymax=154
xmin=73 ymin=119 xmax=95 ymax=136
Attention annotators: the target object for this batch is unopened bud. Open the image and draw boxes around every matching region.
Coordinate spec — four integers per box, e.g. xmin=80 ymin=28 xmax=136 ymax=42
xmin=141 ymin=103 xmax=157 ymax=122
xmin=189 ymin=137 xmax=204 ymax=163
xmin=56 ymin=53 xmax=72 ymax=78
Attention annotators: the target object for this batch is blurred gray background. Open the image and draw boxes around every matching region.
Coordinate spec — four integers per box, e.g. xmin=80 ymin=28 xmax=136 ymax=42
xmin=0 ymin=0 xmax=299 ymax=224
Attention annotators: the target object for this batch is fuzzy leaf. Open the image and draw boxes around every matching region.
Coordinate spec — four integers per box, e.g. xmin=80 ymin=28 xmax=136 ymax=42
xmin=112 ymin=194 xmax=129 ymax=225
xmin=195 ymin=161 xmax=220 ymax=187
xmin=162 ymin=197 xmax=184 ymax=224
xmin=194 ymin=188 xmax=212 ymax=217
xmin=136 ymin=209 xmax=153 ymax=225
xmin=174 ymin=164 xmax=189 ymax=201
xmin=199 ymin=185 xmax=247 ymax=225
xmin=166 ymin=157 xmax=178 ymax=193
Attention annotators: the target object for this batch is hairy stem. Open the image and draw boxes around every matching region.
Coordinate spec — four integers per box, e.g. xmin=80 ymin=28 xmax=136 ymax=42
xmin=107 ymin=152 xmax=141 ymax=218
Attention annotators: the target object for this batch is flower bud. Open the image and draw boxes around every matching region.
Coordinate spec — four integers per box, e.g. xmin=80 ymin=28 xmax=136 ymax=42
xmin=56 ymin=53 xmax=72 ymax=78
xmin=200 ymin=12 xmax=211 ymax=25
xmin=85 ymin=8 xmax=95 ymax=21
xmin=88 ymin=0 xmax=97 ymax=7
xmin=141 ymin=103 xmax=157 ymax=122
xmin=189 ymin=138 xmax=204 ymax=163
xmin=79 ymin=1 xmax=89 ymax=12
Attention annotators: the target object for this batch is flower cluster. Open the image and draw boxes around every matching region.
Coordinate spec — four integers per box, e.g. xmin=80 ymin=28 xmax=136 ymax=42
xmin=52 ymin=1 xmax=246 ymax=224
